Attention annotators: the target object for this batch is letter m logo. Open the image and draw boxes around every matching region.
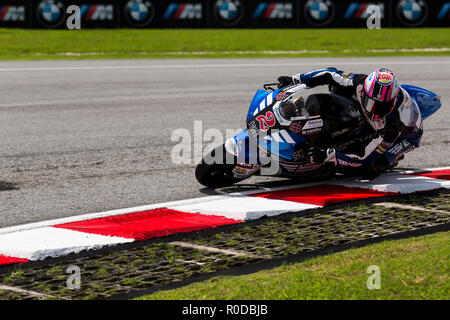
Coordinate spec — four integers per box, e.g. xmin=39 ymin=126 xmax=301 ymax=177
xmin=271 ymin=3 xmax=292 ymax=19
xmin=180 ymin=4 xmax=202 ymax=19
xmin=91 ymin=5 xmax=114 ymax=20
xmin=0 ymin=6 xmax=25 ymax=21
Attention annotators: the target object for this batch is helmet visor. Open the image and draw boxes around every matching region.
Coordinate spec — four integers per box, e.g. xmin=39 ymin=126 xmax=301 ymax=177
xmin=361 ymin=93 xmax=395 ymax=121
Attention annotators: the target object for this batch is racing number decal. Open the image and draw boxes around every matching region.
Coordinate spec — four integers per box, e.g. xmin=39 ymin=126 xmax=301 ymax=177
xmin=256 ymin=111 xmax=276 ymax=132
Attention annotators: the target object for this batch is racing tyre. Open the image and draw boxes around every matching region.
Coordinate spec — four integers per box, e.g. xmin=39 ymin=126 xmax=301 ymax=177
xmin=195 ymin=144 xmax=244 ymax=188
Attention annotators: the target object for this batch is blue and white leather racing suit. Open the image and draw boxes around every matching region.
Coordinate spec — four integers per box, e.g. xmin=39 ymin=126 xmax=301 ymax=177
xmin=290 ymin=68 xmax=423 ymax=169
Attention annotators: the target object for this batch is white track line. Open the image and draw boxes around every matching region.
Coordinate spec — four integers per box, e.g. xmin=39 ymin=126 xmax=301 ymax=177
xmin=374 ymin=203 xmax=449 ymax=214
xmin=0 ymin=284 xmax=60 ymax=300
xmin=0 ymin=228 xmax=132 ymax=260
xmin=0 ymin=60 xmax=449 ymax=73
xmin=174 ymin=259 xmax=206 ymax=266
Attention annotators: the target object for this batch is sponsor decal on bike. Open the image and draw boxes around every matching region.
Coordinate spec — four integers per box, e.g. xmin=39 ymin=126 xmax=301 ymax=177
xmin=124 ymin=0 xmax=155 ymax=27
xmin=213 ymin=0 xmax=244 ymax=26
xmin=302 ymin=127 xmax=322 ymax=136
xmin=256 ymin=111 xmax=276 ymax=132
xmin=0 ymin=5 xmax=25 ymax=22
xmin=389 ymin=140 xmax=414 ymax=156
xmin=338 ymin=159 xmax=362 ymax=167
xmin=36 ymin=0 xmax=66 ymax=28
xmin=275 ymin=91 xmax=287 ymax=101
xmin=292 ymin=149 xmax=305 ymax=161
xmin=252 ymin=2 xmax=292 ymax=19
xmin=304 ymin=0 xmax=334 ymax=26
xmin=289 ymin=121 xmax=303 ymax=134
xmin=163 ymin=3 xmax=202 ymax=19
xmin=302 ymin=119 xmax=323 ymax=130
xmin=396 ymin=0 xmax=428 ymax=26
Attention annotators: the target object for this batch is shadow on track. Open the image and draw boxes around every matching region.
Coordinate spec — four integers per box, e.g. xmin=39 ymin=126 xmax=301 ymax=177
xmin=0 ymin=181 xmax=19 ymax=192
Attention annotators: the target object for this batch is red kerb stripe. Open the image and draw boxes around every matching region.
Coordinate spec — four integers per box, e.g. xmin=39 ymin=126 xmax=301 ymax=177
xmin=251 ymin=184 xmax=396 ymax=206
xmin=53 ymin=208 xmax=242 ymax=241
xmin=0 ymin=255 xmax=28 ymax=266
xmin=408 ymin=169 xmax=450 ymax=181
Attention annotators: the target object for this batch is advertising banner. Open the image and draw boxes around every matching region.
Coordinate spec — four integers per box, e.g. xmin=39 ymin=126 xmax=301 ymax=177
xmin=333 ymin=0 xmax=390 ymax=28
xmin=0 ymin=0 xmax=447 ymax=28
xmin=391 ymin=0 xmax=450 ymax=27
xmin=0 ymin=0 xmax=30 ymax=28
xmin=32 ymin=0 xmax=118 ymax=29
xmin=121 ymin=0 xmax=207 ymax=28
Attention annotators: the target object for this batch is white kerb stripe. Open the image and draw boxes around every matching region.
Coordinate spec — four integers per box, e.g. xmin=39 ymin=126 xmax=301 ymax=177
xmin=331 ymin=174 xmax=450 ymax=194
xmin=0 ymin=227 xmax=133 ymax=261
xmin=169 ymin=196 xmax=320 ymax=221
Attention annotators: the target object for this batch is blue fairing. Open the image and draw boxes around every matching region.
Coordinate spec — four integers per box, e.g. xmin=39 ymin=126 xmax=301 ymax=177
xmin=236 ymin=85 xmax=441 ymax=166
xmin=257 ymin=132 xmax=307 ymax=160
xmin=243 ymin=88 xmax=310 ymax=161
xmin=401 ymin=84 xmax=442 ymax=120
xmin=233 ymin=129 xmax=255 ymax=164
xmin=247 ymin=88 xmax=281 ymax=121
xmin=233 ymin=128 xmax=307 ymax=162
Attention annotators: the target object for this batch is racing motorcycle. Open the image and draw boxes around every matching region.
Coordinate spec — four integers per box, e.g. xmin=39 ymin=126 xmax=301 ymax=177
xmin=195 ymin=81 xmax=441 ymax=188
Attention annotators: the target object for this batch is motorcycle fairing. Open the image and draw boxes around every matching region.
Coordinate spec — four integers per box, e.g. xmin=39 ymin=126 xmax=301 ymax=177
xmin=232 ymin=84 xmax=441 ymax=175
xmin=401 ymin=84 xmax=441 ymax=120
xmin=247 ymin=89 xmax=282 ymax=121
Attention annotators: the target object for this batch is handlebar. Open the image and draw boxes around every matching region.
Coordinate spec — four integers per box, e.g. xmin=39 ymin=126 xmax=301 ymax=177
xmin=263 ymin=82 xmax=310 ymax=92
xmin=263 ymin=83 xmax=280 ymax=91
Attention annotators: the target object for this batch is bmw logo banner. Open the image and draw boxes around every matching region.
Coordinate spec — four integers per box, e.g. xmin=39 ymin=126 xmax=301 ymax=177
xmin=123 ymin=0 xmax=155 ymax=27
xmin=122 ymin=0 xmax=207 ymax=28
xmin=247 ymin=0 xmax=298 ymax=27
xmin=0 ymin=0 xmax=448 ymax=28
xmin=303 ymin=0 xmax=335 ymax=27
xmin=211 ymin=0 xmax=245 ymax=27
xmin=391 ymin=0 xmax=449 ymax=27
xmin=32 ymin=0 xmax=119 ymax=28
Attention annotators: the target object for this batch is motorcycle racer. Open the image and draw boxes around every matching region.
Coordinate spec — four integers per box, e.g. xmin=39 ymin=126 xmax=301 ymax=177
xmin=277 ymin=68 xmax=423 ymax=176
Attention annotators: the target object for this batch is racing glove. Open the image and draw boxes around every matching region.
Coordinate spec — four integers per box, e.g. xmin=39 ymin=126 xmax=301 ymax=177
xmin=308 ymin=147 xmax=337 ymax=166
xmin=277 ymin=76 xmax=295 ymax=88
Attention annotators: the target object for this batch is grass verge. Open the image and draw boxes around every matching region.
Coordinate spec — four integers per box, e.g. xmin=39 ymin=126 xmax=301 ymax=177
xmin=136 ymin=231 xmax=450 ymax=300
xmin=0 ymin=28 xmax=449 ymax=60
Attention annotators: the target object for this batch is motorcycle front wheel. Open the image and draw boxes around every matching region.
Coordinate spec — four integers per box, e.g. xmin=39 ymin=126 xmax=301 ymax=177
xmin=195 ymin=144 xmax=245 ymax=188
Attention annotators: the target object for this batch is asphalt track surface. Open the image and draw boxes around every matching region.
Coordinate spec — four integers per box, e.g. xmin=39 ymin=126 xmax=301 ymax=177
xmin=0 ymin=57 xmax=448 ymax=228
